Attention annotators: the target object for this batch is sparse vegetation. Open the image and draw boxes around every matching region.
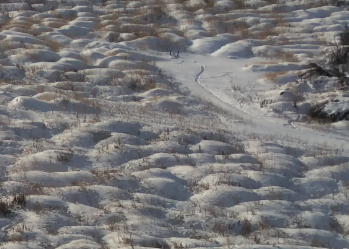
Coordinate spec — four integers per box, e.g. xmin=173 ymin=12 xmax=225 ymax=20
xmin=0 ymin=0 xmax=348 ymax=249
xmin=261 ymin=71 xmax=287 ymax=82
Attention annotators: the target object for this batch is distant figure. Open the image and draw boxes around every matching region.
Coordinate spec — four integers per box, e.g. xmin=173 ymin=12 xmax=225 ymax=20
xmin=170 ymin=50 xmax=179 ymax=58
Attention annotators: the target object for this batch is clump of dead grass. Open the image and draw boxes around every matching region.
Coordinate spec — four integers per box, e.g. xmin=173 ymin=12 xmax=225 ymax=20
xmin=40 ymin=39 xmax=62 ymax=52
xmin=255 ymin=61 xmax=279 ymax=65
xmin=0 ymin=17 xmax=43 ymax=36
xmin=260 ymin=71 xmax=287 ymax=82
xmin=255 ymin=29 xmax=279 ymax=40
xmin=260 ymin=49 xmax=299 ymax=62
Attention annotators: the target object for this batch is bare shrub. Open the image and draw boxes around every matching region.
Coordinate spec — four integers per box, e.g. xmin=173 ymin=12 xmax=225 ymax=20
xmin=240 ymin=218 xmax=253 ymax=237
xmin=0 ymin=201 xmax=11 ymax=216
xmin=299 ymin=63 xmax=333 ymax=80
xmin=118 ymin=234 xmax=134 ymax=246
xmin=12 ymin=194 xmax=26 ymax=207
xmin=121 ymin=70 xmax=157 ymax=92
xmin=306 ymin=100 xmax=332 ymax=123
xmin=172 ymin=241 xmax=185 ymax=249
xmin=56 ymin=148 xmax=73 ymax=162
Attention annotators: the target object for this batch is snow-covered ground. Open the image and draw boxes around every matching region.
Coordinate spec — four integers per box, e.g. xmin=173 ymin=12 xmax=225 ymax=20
xmin=1 ymin=0 xmax=349 ymax=248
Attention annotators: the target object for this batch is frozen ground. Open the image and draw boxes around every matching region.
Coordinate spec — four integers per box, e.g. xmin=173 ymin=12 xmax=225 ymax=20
xmin=1 ymin=0 xmax=349 ymax=248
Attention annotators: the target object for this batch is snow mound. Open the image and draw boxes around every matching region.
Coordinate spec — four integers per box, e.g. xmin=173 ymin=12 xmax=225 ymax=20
xmin=192 ymin=186 xmax=259 ymax=207
xmin=8 ymin=96 xmax=53 ymax=112
xmin=188 ymin=34 xmax=234 ymax=54
xmin=211 ymin=40 xmax=253 ymax=58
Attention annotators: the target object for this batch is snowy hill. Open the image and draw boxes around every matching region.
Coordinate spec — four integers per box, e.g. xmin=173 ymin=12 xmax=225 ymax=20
xmin=1 ymin=0 xmax=349 ymax=248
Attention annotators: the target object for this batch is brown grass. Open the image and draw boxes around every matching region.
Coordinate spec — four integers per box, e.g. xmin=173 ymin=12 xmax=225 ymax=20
xmin=0 ymin=17 xmax=42 ymax=36
xmin=261 ymin=71 xmax=287 ymax=82
xmin=277 ymin=50 xmax=299 ymax=62
xmin=260 ymin=49 xmax=299 ymax=62
xmin=42 ymin=39 xmax=62 ymax=52
xmin=270 ymin=13 xmax=288 ymax=27
xmin=222 ymin=19 xmax=251 ymax=37
xmin=255 ymin=61 xmax=279 ymax=65
xmin=255 ymin=29 xmax=279 ymax=40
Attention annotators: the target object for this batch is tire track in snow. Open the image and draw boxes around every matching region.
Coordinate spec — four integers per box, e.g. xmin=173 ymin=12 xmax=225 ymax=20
xmin=192 ymin=65 xmax=349 ymax=148
xmin=200 ymin=72 xmax=229 ymax=79
xmin=194 ymin=65 xmax=262 ymax=130
xmin=195 ymin=65 xmax=230 ymax=105
xmin=194 ymin=65 xmax=255 ymax=119
xmin=195 ymin=65 xmax=205 ymax=83
xmin=195 ymin=65 xmax=220 ymax=96
xmin=159 ymin=58 xmax=349 ymax=149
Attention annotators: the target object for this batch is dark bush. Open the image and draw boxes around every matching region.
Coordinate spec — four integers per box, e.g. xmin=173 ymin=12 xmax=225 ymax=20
xmin=300 ymin=24 xmax=349 ymax=85
xmin=0 ymin=201 xmax=11 ymax=216
xmin=12 ymin=194 xmax=26 ymax=207
xmin=56 ymin=149 xmax=73 ymax=162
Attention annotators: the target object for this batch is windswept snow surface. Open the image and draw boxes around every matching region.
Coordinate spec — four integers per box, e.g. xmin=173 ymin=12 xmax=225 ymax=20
xmin=1 ymin=0 xmax=349 ymax=249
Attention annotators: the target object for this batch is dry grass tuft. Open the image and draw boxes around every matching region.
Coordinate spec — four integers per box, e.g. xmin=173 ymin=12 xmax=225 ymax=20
xmin=259 ymin=49 xmax=299 ymax=62
xmin=261 ymin=71 xmax=287 ymax=82
xmin=42 ymin=39 xmax=62 ymax=52
xmin=254 ymin=61 xmax=279 ymax=65
xmin=255 ymin=29 xmax=279 ymax=40
xmin=0 ymin=17 xmax=42 ymax=36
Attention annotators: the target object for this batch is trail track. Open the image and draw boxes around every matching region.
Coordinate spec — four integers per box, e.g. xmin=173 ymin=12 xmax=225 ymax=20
xmin=166 ymin=58 xmax=349 ymax=151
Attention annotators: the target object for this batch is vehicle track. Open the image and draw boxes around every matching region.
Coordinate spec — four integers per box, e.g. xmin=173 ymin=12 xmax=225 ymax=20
xmin=192 ymin=64 xmax=349 ymax=151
